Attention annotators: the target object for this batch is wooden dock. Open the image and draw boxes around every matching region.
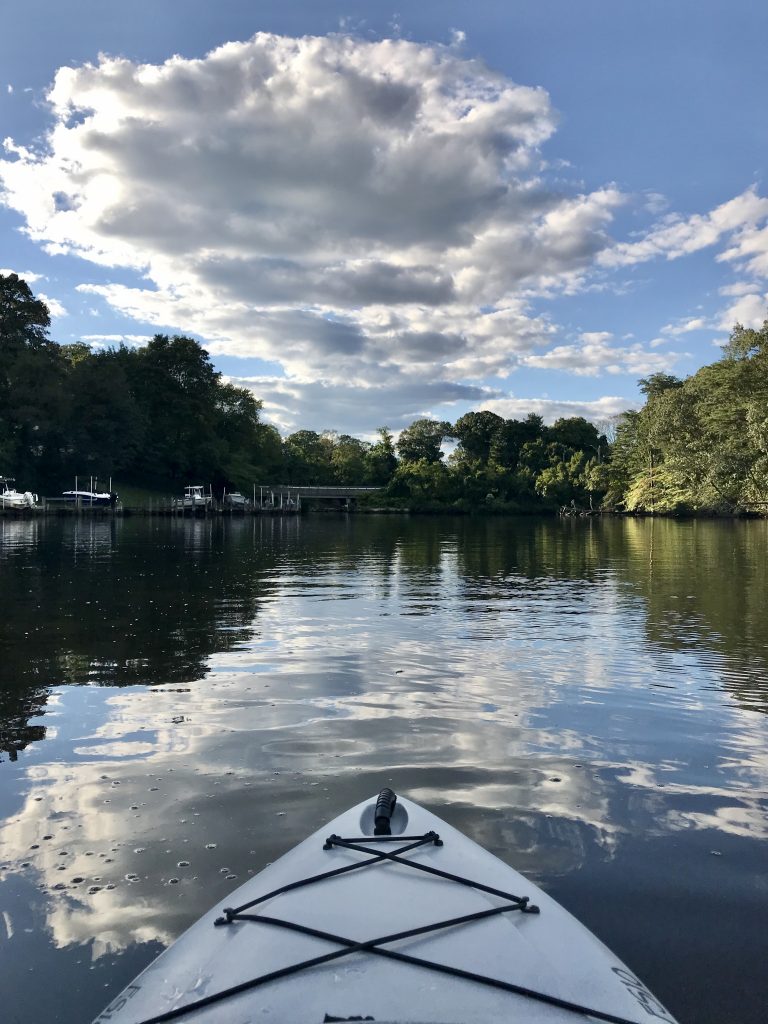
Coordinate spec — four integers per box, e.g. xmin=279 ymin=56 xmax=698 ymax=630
xmin=0 ymin=485 xmax=382 ymax=517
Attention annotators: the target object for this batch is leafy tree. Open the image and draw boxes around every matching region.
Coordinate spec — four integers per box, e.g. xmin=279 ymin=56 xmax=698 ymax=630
xmin=581 ymin=458 xmax=612 ymax=508
xmin=283 ymin=430 xmax=334 ymax=484
xmin=331 ymin=434 xmax=369 ymax=484
xmin=3 ymin=343 xmax=70 ymax=487
xmin=60 ymin=342 xmax=92 ymax=367
xmin=744 ymin=403 xmax=768 ymax=506
xmin=638 ymin=373 xmax=683 ymax=398
xmin=605 ymin=316 xmax=768 ymax=512
xmin=387 ymin=458 xmax=454 ymax=502
xmin=126 ymin=335 xmax=223 ymax=482
xmin=518 ymin=438 xmax=550 ymax=476
xmin=67 ymin=350 xmax=143 ymax=477
xmin=548 ymin=416 xmax=602 ymax=454
xmin=489 ymin=414 xmax=544 ymax=470
xmin=453 ymin=411 xmax=504 ymax=463
xmin=448 ymin=445 xmax=493 ymax=502
xmin=213 ymin=381 xmax=269 ymax=487
xmin=0 ymin=276 xmax=70 ymax=487
xmin=396 ymin=419 xmax=452 ymax=464
xmin=535 ymin=462 xmax=571 ymax=502
xmin=722 ymin=320 xmax=768 ymax=360
xmin=365 ymin=428 xmax=398 ymax=485
xmin=0 ymin=273 xmax=51 ymax=356
xmin=252 ymin=422 xmax=284 ymax=481
xmin=522 ymin=412 xmax=545 ymax=436
xmin=603 ymin=411 xmax=646 ymax=508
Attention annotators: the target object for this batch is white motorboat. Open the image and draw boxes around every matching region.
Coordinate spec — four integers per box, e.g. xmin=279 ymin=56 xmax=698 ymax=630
xmin=61 ymin=489 xmax=116 ymax=506
xmin=0 ymin=477 xmax=38 ymax=509
xmin=173 ymin=485 xmax=213 ymax=510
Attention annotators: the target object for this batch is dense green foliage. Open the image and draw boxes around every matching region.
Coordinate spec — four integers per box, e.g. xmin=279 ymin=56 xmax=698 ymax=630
xmin=606 ymin=322 xmax=768 ymax=514
xmin=2 ymin=273 xmax=765 ymax=512
xmin=0 ymin=273 xmax=281 ymax=492
xmin=0 ymin=273 xmax=608 ymax=507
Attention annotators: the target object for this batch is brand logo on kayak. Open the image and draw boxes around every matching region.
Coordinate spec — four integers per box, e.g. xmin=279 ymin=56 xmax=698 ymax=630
xmin=611 ymin=967 xmax=675 ymax=1021
xmin=94 ymin=983 xmax=141 ymax=1021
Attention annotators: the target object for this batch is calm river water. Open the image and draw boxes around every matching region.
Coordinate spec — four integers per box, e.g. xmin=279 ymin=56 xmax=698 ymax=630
xmin=0 ymin=514 xmax=766 ymax=1023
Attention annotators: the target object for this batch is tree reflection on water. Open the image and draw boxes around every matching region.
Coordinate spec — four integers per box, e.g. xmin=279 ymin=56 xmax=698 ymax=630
xmin=1 ymin=514 xmax=767 ymax=759
xmin=0 ymin=514 xmax=767 ymax=1024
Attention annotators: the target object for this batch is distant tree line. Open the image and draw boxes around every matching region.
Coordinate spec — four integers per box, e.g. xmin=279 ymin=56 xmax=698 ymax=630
xmin=1 ymin=273 xmax=282 ymax=492
xmin=1 ymin=273 xmax=766 ymax=513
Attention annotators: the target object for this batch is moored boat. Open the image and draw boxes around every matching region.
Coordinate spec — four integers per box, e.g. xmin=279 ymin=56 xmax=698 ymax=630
xmin=93 ymin=790 xmax=679 ymax=1024
xmin=172 ymin=485 xmax=213 ymax=510
xmin=61 ymin=489 xmax=117 ymax=506
xmin=0 ymin=477 xmax=38 ymax=508
xmin=222 ymin=490 xmax=249 ymax=510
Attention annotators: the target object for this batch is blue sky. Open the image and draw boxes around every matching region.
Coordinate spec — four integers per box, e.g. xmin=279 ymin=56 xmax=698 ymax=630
xmin=2 ymin=1 xmax=767 ymax=435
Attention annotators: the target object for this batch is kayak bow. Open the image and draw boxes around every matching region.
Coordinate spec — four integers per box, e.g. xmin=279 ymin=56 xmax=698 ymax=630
xmin=93 ymin=790 xmax=678 ymax=1024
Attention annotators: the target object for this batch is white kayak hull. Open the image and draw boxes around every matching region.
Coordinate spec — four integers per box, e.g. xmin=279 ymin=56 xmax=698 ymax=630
xmin=93 ymin=794 xmax=678 ymax=1024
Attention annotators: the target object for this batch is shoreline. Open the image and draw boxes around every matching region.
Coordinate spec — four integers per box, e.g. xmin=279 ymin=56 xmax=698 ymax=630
xmin=2 ymin=504 xmax=765 ymax=520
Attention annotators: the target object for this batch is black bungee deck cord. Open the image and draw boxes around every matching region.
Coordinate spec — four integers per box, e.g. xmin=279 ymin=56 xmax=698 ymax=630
xmin=129 ymin=829 xmax=647 ymax=1024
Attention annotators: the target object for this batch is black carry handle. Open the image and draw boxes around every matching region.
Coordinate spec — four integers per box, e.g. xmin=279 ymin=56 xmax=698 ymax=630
xmin=374 ymin=788 xmax=397 ymax=835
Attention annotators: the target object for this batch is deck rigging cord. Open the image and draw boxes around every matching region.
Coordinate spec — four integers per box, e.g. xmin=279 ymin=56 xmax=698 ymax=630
xmin=131 ymin=827 xmax=645 ymax=1024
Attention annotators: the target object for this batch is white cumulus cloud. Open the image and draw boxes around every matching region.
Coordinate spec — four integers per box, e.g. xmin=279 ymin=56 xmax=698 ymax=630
xmin=1 ymin=32 xmax=762 ymax=431
xmin=521 ymin=336 xmax=680 ymax=377
xmin=478 ymin=395 xmax=635 ymax=424
xmin=717 ymin=290 xmax=768 ymax=330
xmin=660 ymin=316 xmax=709 ymax=336
xmin=0 ymin=35 xmax=630 ymax=412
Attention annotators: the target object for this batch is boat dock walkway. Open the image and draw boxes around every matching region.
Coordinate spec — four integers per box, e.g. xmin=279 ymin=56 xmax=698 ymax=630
xmin=0 ymin=485 xmax=381 ymax=517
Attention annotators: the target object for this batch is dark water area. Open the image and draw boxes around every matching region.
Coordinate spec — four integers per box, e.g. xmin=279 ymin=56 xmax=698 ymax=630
xmin=0 ymin=514 xmax=766 ymax=1024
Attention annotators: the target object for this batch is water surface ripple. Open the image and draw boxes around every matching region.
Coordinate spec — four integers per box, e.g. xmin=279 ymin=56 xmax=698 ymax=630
xmin=0 ymin=515 xmax=766 ymax=1023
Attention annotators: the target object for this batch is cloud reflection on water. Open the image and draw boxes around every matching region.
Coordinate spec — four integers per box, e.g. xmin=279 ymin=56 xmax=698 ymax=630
xmin=1 ymin=516 xmax=767 ymax=1024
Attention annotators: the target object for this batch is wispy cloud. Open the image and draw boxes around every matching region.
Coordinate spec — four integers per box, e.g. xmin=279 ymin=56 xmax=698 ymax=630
xmin=479 ymin=395 xmax=635 ymax=424
xmin=599 ymin=187 xmax=768 ymax=269
xmin=660 ymin=316 xmax=709 ymax=336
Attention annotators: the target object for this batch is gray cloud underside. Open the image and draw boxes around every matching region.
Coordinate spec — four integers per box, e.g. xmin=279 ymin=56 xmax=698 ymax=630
xmin=235 ymin=375 xmax=634 ymax=435
xmin=236 ymin=376 xmax=498 ymax=435
xmin=197 ymin=256 xmax=457 ymax=307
